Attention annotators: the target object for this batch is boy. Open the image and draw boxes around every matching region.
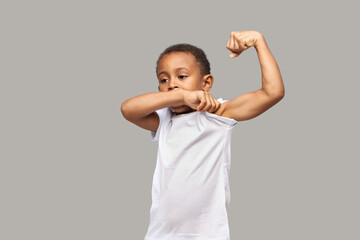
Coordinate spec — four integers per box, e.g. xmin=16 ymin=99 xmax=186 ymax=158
xmin=121 ymin=30 xmax=285 ymax=240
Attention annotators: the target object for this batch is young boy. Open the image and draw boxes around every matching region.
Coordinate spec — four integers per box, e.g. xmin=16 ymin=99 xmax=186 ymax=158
xmin=121 ymin=30 xmax=285 ymax=240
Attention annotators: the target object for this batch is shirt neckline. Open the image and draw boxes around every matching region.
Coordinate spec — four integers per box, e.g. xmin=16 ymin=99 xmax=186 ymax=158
xmin=172 ymin=110 xmax=198 ymax=118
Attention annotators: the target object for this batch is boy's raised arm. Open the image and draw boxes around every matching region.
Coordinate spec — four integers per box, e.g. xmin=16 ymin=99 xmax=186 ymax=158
xmin=220 ymin=31 xmax=285 ymax=121
xmin=121 ymin=90 xmax=185 ymax=132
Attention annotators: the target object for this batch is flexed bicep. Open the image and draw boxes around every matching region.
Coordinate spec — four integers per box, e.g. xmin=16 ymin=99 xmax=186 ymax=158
xmin=220 ymin=89 xmax=284 ymax=121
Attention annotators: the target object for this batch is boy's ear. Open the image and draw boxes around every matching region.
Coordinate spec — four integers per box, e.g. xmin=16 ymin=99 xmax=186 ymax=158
xmin=202 ymin=74 xmax=214 ymax=92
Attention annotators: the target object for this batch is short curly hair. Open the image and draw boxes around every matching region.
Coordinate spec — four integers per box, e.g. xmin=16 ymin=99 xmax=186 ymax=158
xmin=156 ymin=43 xmax=211 ymax=77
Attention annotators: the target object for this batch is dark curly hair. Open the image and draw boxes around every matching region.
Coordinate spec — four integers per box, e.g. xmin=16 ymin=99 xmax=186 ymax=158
xmin=156 ymin=43 xmax=211 ymax=77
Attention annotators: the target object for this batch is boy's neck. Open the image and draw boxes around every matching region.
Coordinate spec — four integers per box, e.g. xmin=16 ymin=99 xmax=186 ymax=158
xmin=173 ymin=109 xmax=196 ymax=116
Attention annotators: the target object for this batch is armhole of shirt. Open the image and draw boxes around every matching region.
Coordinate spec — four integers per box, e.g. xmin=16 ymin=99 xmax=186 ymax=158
xmin=150 ymin=108 xmax=169 ymax=142
xmin=203 ymin=98 xmax=238 ymax=128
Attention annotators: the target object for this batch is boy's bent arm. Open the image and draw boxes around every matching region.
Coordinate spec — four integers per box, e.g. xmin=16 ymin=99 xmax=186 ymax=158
xmin=221 ymin=31 xmax=285 ymax=121
xmin=121 ymin=90 xmax=184 ymax=132
xmin=255 ymin=34 xmax=285 ymax=97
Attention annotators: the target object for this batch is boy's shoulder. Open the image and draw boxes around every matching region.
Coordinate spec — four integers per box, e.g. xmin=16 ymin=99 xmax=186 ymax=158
xmin=213 ymin=98 xmax=229 ymax=117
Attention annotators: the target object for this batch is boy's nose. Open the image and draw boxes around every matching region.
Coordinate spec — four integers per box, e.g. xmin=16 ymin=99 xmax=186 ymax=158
xmin=168 ymin=79 xmax=179 ymax=91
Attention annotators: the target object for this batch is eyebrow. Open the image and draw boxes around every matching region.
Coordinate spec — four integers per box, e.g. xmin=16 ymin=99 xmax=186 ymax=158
xmin=157 ymin=67 xmax=189 ymax=77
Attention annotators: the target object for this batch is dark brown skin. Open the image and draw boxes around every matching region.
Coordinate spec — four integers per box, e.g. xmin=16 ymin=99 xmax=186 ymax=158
xmin=121 ymin=30 xmax=285 ymax=133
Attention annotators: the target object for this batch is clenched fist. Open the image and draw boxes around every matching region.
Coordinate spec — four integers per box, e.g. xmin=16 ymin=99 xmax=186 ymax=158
xmin=183 ymin=90 xmax=221 ymax=113
xmin=226 ymin=30 xmax=263 ymax=58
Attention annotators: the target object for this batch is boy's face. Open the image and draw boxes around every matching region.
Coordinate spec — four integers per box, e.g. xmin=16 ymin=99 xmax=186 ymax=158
xmin=156 ymin=51 xmax=213 ymax=114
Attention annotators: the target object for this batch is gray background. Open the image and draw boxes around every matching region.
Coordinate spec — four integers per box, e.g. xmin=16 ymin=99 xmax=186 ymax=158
xmin=1 ymin=0 xmax=359 ymax=239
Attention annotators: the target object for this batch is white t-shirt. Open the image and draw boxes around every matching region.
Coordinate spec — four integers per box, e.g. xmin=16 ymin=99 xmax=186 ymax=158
xmin=145 ymin=98 xmax=238 ymax=240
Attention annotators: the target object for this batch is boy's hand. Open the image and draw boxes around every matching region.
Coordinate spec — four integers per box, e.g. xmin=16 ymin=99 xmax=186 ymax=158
xmin=183 ymin=90 xmax=221 ymax=113
xmin=226 ymin=30 xmax=262 ymax=58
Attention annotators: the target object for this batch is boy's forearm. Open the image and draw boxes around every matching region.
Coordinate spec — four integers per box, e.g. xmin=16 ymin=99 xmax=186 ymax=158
xmin=255 ymin=35 xmax=285 ymax=97
xmin=121 ymin=90 xmax=184 ymax=120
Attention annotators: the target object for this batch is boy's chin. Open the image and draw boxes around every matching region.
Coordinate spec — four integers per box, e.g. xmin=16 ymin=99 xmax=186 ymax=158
xmin=170 ymin=105 xmax=195 ymax=114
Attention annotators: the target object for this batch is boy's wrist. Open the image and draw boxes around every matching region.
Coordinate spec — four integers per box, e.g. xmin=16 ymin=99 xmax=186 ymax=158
xmin=254 ymin=32 xmax=265 ymax=49
xmin=163 ymin=89 xmax=187 ymax=108
xmin=172 ymin=89 xmax=187 ymax=105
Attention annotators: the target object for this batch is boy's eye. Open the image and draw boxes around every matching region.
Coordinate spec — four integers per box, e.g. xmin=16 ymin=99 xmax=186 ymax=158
xmin=160 ymin=75 xmax=186 ymax=83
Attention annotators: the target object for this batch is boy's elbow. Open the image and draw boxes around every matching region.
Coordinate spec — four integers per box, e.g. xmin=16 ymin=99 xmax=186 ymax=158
xmin=272 ymin=86 xmax=285 ymax=100
xmin=277 ymin=90 xmax=285 ymax=100
xmin=274 ymin=91 xmax=285 ymax=104
xmin=121 ymin=100 xmax=131 ymax=120
xmin=267 ymin=89 xmax=285 ymax=105
xmin=265 ymin=90 xmax=284 ymax=101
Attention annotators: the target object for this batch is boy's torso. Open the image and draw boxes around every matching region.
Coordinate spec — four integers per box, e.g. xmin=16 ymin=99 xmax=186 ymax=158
xmin=145 ymin=99 xmax=236 ymax=239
